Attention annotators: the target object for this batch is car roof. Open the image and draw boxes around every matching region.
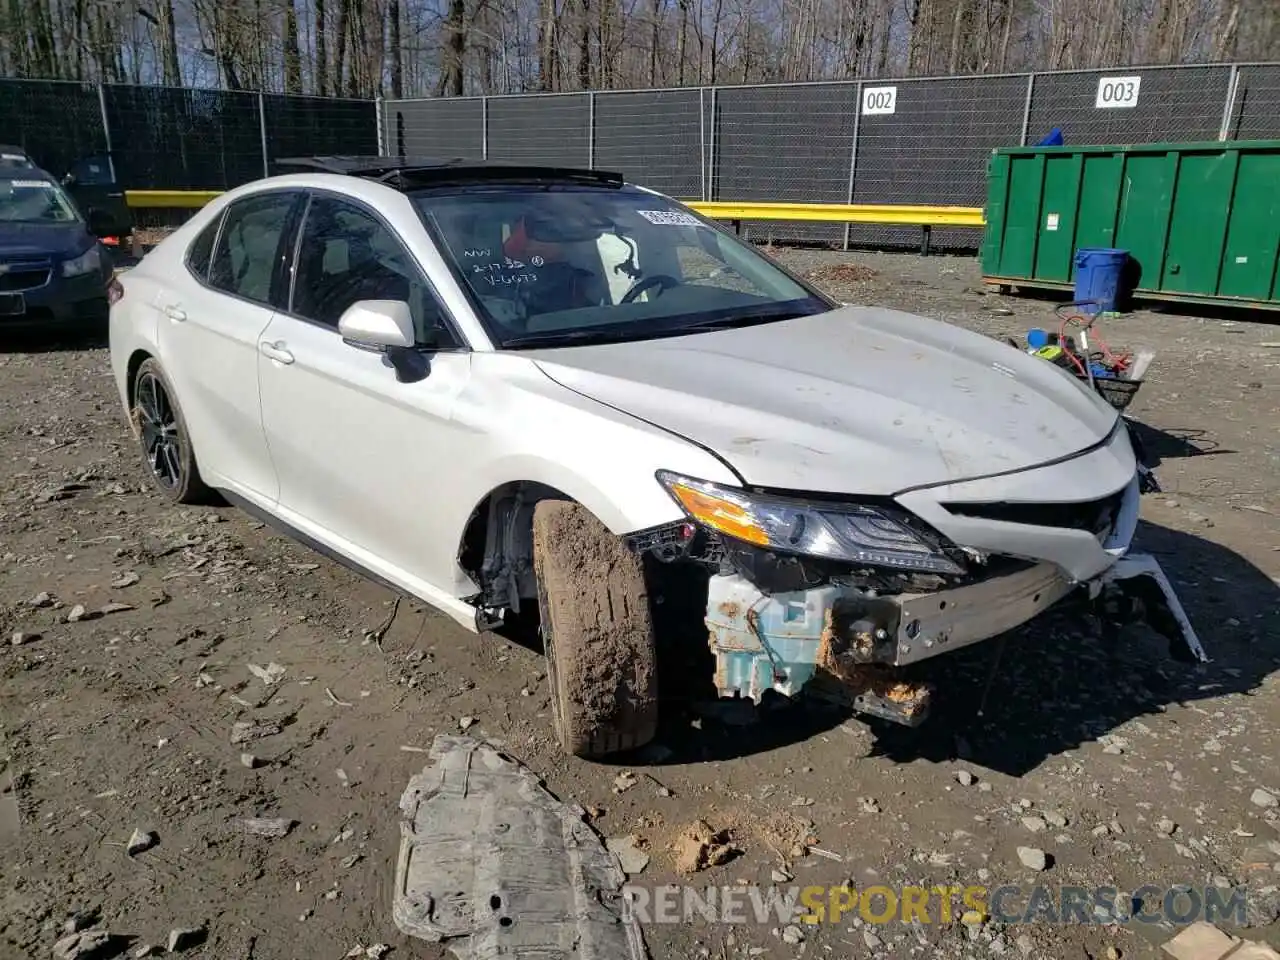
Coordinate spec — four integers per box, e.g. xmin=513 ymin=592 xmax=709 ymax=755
xmin=0 ymin=145 xmax=36 ymax=169
xmin=273 ymin=155 xmax=625 ymax=191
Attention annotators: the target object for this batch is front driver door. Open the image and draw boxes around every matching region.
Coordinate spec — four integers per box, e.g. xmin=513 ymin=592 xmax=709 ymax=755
xmin=256 ymin=191 xmax=475 ymax=597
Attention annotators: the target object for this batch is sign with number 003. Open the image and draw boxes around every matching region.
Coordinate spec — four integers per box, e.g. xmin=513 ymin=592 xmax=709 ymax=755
xmin=1095 ymin=76 xmax=1141 ymax=109
xmin=862 ymin=86 xmax=897 ymax=116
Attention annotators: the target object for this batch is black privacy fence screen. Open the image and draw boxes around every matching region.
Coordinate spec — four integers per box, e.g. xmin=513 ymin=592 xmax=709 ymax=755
xmin=4 ymin=63 xmax=1278 ymax=249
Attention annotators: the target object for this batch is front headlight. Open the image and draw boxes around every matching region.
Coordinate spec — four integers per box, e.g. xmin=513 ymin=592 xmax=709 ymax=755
xmin=657 ymin=471 xmax=963 ymax=575
xmin=62 ymin=245 xmax=103 ymax=277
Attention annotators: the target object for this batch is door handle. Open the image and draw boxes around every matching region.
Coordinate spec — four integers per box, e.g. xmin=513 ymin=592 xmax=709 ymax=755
xmin=258 ymin=340 xmax=295 ymax=364
xmin=163 ymin=305 xmax=186 ymax=322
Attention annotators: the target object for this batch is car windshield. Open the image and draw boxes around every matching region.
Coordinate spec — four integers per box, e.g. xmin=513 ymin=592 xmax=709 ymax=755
xmin=0 ymin=176 xmax=80 ymax=224
xmin=413 ymin=185 xmax=832 ymax=348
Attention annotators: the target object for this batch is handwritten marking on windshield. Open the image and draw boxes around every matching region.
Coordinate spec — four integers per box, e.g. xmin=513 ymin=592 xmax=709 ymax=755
xmin=480 ymin=273 xmax=538 ymax=286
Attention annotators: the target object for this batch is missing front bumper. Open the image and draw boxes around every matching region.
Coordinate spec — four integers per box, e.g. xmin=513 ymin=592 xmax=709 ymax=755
xmin=704 ymin=551 xmax=1205 ymax=725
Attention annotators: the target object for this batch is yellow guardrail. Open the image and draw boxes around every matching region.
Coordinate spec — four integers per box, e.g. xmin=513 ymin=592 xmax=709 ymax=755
xmin=126 ymin=189 xmax=223 ymax=208
xmin=687 ymin=201 xmax=986 ymax=228
xmin=123 ymin=190 xmax=983 ymax=254
xmin=125 ymin=191 xmax=984 ymax=226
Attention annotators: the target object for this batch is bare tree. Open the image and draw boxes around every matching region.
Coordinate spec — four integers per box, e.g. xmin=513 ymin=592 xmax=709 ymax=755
xmin=1 ymin=0 xmax=1276 ymax=101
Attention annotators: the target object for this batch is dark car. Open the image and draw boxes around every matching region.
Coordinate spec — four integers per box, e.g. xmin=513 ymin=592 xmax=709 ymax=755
xmin=0 ymin=145 xmax=38 ymax=170
xmin=59 ymin=152 xmax=132 ymax=247
xmin=0 ymin=162 xmax=120 ymax=332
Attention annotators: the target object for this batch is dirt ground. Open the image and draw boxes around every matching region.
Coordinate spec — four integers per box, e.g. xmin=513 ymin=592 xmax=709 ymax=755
xmin=2 ymin=249 xmax=1279 ymax=960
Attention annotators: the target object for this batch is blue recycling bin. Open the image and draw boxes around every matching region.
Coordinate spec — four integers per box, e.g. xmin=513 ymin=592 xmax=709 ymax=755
xmin=1073 ymin=247 xmax=1130 ymax=314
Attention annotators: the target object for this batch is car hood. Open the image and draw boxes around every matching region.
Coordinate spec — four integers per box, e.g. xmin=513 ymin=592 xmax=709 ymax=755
xmin=0 ymin=221 xmax=92 ymax=259
xmin=528 ymin=305 xmax=1120 ymax=496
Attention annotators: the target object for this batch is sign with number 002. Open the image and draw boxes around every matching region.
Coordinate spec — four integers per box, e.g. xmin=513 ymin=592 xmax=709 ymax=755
xmin=862 ymin=86 xmax=897 ymax=116
xmin=1095 ymin=76 xmax=1141 ymax=109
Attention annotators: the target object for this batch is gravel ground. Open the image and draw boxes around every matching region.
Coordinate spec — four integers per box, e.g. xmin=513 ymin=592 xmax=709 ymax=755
xmin=2 ymin=249 xmax=1279 ymax=960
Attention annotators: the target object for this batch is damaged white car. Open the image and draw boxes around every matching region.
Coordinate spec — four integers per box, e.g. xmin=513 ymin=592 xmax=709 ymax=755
xmin=108 ymin=157 xmax=1206 ymax=759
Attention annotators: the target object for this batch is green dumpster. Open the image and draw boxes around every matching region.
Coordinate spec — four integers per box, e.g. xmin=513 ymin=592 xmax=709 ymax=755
xmin=981 ymin=140 xmax=1280 ymax=311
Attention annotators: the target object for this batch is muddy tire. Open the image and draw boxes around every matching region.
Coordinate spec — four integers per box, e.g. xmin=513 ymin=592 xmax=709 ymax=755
xmin=532 ymin=500 xmax=658 ymax=759
xmin=130 ymin=358 xmax=213 ymax=505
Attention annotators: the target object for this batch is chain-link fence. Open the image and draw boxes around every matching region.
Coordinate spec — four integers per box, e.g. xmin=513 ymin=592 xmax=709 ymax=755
xmin=3 ymin=67 xmax=1277 ymax=251
xmin=0 ymin=78 xmax=377 ymax=190
xmin=386 ymin=62 xmax=1280 ymax=250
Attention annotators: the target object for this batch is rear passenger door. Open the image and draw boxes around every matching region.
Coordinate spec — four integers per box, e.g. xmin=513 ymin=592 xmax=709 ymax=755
xmin=257 ymin=191 xmax=475 ymax=597
xmin=160 ymin=189 xmax=303 ymax=503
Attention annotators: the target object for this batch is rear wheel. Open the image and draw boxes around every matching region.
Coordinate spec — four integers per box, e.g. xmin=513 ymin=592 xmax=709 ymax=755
xmin=131 ymin=358 xmax=212 ymax=505
xmin=532 ymin=500 xmax=658 ymax=759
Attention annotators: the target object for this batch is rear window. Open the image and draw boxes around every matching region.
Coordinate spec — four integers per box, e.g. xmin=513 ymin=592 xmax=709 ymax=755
xmin=207 ymin=192 xmax=297 ymax=305
xmin=186 ymin=213 xmax=222 ymax=282
xmin=0 ymin=149 xmax=34 ymax=170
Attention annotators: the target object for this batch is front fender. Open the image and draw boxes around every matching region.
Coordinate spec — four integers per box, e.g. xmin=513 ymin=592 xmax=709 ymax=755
xmin=438 ymin=354 xmax=743 ymax=594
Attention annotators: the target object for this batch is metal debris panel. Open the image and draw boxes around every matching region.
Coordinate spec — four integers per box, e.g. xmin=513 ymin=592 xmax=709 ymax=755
xmin=393 ymin=735 xmax=647 ymax=960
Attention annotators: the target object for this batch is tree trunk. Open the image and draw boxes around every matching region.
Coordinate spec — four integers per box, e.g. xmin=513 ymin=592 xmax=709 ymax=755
xmin=335 ymin=0 xmax=350 ymax=97
xmin=347 ymin=0 xmax=367 ymax=96
xmin=539 ymin=0 xmax=560 ymax=91
xmin=579 ymin=0 xmax=592 ymax=88
xmin=649 ymin=0 xmax=661 ymax=86
xmin=315 ymin=0 xmax=328 ymax=95
xmin=873 ymin=0 xmax=890 ymax=75
xmin=439 ymin=0 xmax=467 ymax=96
xmin=72 ymin=0 xmax=87 ymax=79
xmin=597 ymin=0 xmax=616 ymax=87
xmin=32 ymin=0 xmax=56 ymax=78
xmin=676 ymin=0 xmax=689 ymax=85
xmin=948 ymin=0 xmax=970 ymax=73
xmin=389 ymin=0 xmax=404 ymax=97
xmin=997 ymin=0 xmax=1013 ymax=71
xmin=283 ymin=0 xmax=302 ymax=93
xmin=7 ymin=0 xmax=30 ymax=77
xmin=906 ymin=0 xmax=925 ymax=73
xmin=709 ymin=0 xmax=722 ymax=83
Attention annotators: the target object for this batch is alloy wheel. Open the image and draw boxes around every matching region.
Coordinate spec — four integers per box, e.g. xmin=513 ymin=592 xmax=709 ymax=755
xmin=135 ymin=372 xmax=183 ymax=490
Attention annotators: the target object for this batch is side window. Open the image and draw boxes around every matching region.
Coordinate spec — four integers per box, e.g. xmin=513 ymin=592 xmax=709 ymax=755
xmin=185 ymin=213 xmax=221 ymax=282
xmin=67 ymin=155 xmax=116 ymax=186
xmin=291 ymin=194 xmax=456 ymax=347
xmin=208 ymin=192 xmax=296 ymax=305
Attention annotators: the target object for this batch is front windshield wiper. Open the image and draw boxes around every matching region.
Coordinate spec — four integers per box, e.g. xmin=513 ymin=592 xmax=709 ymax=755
xmin=500 ymin=308 xmax=817 ymax=350
xmin=673 ymin=308 xmax=813 ymax=332
xmin=500 ymin=328 xmax=641 ymax=349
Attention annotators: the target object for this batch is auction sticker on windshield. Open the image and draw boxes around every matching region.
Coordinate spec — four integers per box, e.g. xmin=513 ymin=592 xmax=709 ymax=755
xmin=7 ymin=180 xmax=53 ymax=189
xmin=637 ymin=210 xmax=704 ymax=227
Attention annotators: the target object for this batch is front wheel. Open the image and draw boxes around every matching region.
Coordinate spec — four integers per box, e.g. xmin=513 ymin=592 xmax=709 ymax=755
xmin=531 ymin=500 xmax=659 ymax=759
xmin=130 ymin=358 xmax=212 ymax=504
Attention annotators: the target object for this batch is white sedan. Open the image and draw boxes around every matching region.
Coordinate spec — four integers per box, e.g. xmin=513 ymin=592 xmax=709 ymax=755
xmin=108 ymin=158 xmax=1204 ymax=759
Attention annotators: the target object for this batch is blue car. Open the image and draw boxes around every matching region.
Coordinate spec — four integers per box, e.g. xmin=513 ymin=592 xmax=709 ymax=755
xmin=1 ymin=146 xmax=120 ymax=334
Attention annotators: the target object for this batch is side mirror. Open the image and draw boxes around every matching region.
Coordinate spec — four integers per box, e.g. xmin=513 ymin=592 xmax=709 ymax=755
xmin=85 ymin=208 xmax=119 ymax=238
xmin=337 ymin=300 xmax=415 ymax=350
xmin=62 ymin=172 xmax=77 ymax=188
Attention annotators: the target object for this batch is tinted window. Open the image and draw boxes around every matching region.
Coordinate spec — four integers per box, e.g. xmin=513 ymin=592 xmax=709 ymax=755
xmin=0 ymin=176 xmax=80 ymax=224
xmin=209 ymin=193 xmax=296 ymax=304
xmin=291 ymin=194 xmax=455 ymax=347
xmin=185 ymin=213 xmax=221 ymax=282
xmin=67 ymin=155 xmax=115 ymax=186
